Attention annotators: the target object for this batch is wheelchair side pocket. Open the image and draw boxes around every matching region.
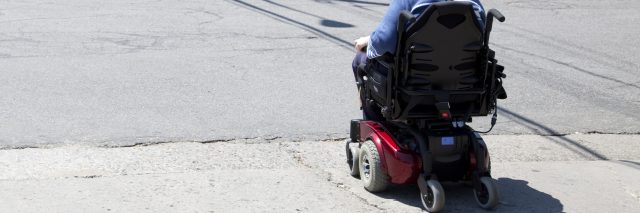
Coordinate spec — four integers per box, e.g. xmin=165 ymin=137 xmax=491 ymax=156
xmin=367 ymin=70 xmax=388 ymax=104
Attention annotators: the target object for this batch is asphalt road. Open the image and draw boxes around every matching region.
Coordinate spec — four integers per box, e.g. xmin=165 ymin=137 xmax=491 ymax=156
xmin=1 ymin=0 xmax=639 ymax=148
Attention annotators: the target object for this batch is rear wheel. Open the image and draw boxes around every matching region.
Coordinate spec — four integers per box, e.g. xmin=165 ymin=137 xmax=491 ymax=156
xmin=420 ymin=180 xmax=445 ymax=212
xmin=346 ymin=140 xmax=359 ymax=177
xmin=474 ymin=177 xmax=499 ymax=209
xmin=359 ymin=140 xmax=389 ymax=192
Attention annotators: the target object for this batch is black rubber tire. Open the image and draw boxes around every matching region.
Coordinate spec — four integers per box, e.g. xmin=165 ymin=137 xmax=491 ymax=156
xmin=474 ymin=177 xmax=499 ymax=210
xmin=421 ymin=179 xmax=445 ymax=212
xmin=345 ymin=140 xmax=359 ymax=177
xmin=359 ymin=140 xmax=389 ymax=192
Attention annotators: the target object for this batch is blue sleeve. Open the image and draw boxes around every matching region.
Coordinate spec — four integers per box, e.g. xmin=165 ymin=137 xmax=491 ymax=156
xmin=366 ymin=0 xmax=416 ymax=59
xmin=467 ymin=0 xmax=486 ymax=27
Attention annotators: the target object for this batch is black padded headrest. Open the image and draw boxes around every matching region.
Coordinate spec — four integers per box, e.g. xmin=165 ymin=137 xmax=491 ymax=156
xmin=407 ymin=1 xmax=484 ymax=35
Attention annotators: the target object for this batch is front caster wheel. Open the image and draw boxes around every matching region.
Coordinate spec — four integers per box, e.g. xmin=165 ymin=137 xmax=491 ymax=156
xmin=474 ymin=177 xmax=499 ymax=209
xmin=345 ymin=140 xmax=359 ymax=177
xmin=421 ymin=180 xmax=445 ymax=212
xmin=359 ymin=140 xmax=389 ymax=192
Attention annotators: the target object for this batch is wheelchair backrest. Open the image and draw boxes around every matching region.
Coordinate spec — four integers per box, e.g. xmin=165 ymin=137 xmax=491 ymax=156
xmin=385 ymin=1 xmax=493 ymax=120
xmin=402 ymin=1 xmax=484 ymax=91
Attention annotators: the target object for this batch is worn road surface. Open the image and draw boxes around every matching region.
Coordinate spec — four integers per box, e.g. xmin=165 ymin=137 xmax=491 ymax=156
xmin=2 ymin=135 xmax=640 ymax=212
xmin=1 ymin=0 xmax=639 ymax=212
xmin=2 ymin=0 xmax=640 ymax=147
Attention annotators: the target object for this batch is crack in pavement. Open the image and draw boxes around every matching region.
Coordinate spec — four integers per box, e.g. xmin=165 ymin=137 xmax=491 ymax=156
xmin=0 ymin=132 xmax=637 ymax=150
xmin=0 ymin=133 xmax=350 ymax=150
xmin=98 ymin=136 xmax=285 ymax=148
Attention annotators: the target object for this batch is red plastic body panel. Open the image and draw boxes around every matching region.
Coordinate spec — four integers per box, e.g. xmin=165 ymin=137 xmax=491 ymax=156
xmin=358 ymin=121 xmax=421 ymax=184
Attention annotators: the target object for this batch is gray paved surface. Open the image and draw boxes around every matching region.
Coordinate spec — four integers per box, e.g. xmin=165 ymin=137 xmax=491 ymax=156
xmin=1 ymin=0 xmax=640 ymax=212
xmin=1 ymin=0 xmax=639 ymax=148
xmin=1 ymin=135 xmax=639 ymax=212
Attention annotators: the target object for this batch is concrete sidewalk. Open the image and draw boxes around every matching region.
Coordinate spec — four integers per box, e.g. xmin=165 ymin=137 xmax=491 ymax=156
xmin=1 ymin=134 xmax=639 ymax=212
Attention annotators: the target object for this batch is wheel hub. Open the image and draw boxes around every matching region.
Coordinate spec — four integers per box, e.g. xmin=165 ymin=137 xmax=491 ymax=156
xmin=362 ymin=155 xmax=371 ymax=179
xmin=476 ymin=183 xmax=489 ymax=204
xmin=423 ymin=187 xmax=435 ymax=207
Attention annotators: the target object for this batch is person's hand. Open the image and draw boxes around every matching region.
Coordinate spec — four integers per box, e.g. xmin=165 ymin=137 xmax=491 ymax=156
xmin=354 ymin=36 xmax=370 ymax=52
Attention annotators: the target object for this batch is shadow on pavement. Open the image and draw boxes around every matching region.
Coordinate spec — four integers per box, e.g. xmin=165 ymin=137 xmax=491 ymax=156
xmin=332 ymin=0 xmax=389 ymax=6
xmin=372 ymin=178 xmax=563 ymax=212
xmin=263 ymin=0 xmax=355 ymax=28
xmin=495 ymin=178 xmax=563 ymax=212
xmin=228 ymin=0 xmax=355 ymax=51
xmin=320 ymin=19 xmax=354 ymax=28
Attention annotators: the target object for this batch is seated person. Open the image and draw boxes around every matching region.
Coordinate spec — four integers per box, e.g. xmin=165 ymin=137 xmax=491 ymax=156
xmin=352 ymin=0 xmax=486 ymax=121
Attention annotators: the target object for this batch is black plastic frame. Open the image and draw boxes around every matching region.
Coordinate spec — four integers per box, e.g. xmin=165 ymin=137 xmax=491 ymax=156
xmin=376 ymin=1 xmax=505 ymax=121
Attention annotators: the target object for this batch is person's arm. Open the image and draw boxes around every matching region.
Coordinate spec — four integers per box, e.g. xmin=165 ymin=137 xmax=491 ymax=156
xmin=366 ymin=0 xmax=415 ymax=59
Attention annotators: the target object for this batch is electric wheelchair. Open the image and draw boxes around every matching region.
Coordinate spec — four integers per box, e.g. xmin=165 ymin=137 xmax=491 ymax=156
xmin=346 ymin=1 xmax=507 ymax=212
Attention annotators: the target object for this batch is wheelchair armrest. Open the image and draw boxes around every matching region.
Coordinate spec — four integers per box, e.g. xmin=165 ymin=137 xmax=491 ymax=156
xmin=374 ymin=54 xmax=394 ymax=71
xmin=377 ymin=60 xmax=392 ymax=70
